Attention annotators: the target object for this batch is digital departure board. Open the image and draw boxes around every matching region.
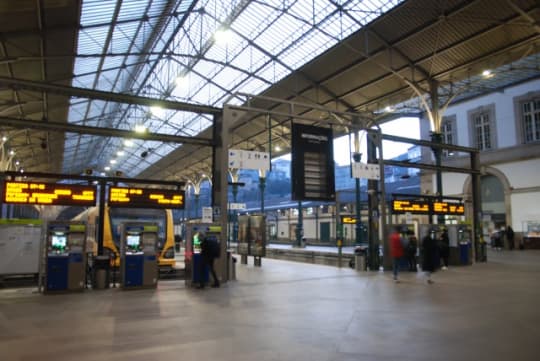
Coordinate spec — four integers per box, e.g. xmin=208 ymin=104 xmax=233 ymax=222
xmin=108 ymin=187 xmax=184 ymax=209
xmin=392 ymin=200 xmax=430 ymax=214
xmin=3 ymin=181 xmax=96 ymax=206
xmin=432 ymin=201 xmax=465 ymax=215
xmin=392 ymin=199 xmax=465 ymax=215
xmin=341 ymin=216 xmax=357 ymax=224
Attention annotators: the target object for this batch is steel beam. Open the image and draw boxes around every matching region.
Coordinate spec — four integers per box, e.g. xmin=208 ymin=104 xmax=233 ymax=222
xmin=383 ymin=159 xmax=480 ymax=175
xmin=0 ymin=77 xmax=221 ymax=115
xmin=0 ymin=116 xmax=213 ymax=146
xmin=1 ymin=171 xmax=185 ymax=188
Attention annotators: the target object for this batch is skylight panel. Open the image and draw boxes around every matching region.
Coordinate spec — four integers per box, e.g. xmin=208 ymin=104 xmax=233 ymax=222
xmin=254 ymin=13 xmax=304 ymax=56
xmin=80 ymin=0 xmax=116 ymax=25
xmin=229 ymin=46 xmax=271 ymax=76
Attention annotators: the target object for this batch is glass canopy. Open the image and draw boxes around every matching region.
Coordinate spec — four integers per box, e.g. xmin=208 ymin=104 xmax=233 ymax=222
xmin=65 ymin=0 xmax=405 ymax=177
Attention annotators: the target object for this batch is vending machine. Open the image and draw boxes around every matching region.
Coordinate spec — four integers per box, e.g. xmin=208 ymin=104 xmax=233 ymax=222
xmin=45 ymin=221 xmax=87 ymax=292
xmin=184 ymin=223 xmax=221 ymax=287
xmin=120 ymin=222 xmax=158 ymax=289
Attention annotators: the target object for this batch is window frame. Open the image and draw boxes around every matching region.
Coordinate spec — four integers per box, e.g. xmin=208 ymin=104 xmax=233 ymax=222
xmin=514 ymin=91 xmax=540 ymax=144
xmin=441 ymin=115 xmax=457 ymax=157
xmin=468 ymin=104 xmax=497 ymax=151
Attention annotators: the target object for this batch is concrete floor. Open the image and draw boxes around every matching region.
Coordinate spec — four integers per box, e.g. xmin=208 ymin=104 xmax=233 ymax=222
xmin=1 ymin=249 xmax=539 ymax=361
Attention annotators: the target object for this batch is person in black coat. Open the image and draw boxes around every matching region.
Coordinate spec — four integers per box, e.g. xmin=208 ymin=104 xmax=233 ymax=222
xmin=406 ymin=230 xmax=418 ymax=271
xmin=422 ymin=230 xmax=438 ymax=284
xmin=439 ymin=229 xmax=450 ymax=269
xmin=506 ymin=225 xmax=515 ymax=250
xmin=198 ymin=234 xmax=220 ymax=288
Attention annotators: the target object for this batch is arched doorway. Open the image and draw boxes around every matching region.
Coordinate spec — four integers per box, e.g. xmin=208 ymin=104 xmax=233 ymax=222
xmin=464 ymin=168 xmax=511 ymax=247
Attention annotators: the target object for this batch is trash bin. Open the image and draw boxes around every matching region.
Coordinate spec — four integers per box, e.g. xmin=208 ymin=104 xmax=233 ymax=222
xmin=354 ymin=247 xmax=367 ymax=271
xmin=93 ymin=255 xmax=110 ymax=289
xmin=459 ymin=242 xmax=470 ymax=265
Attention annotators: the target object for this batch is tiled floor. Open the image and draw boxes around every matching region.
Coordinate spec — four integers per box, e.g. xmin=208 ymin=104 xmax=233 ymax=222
xmin=1 ymin=250 xmax=539 ymax=361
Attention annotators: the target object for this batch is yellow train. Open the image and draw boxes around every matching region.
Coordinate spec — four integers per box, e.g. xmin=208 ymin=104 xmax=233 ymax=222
xmin=73 ymin=206 xmax=176 ymax=269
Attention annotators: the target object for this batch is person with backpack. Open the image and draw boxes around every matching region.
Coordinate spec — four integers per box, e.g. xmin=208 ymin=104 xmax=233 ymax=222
xmin=198 ymin=233 xmax=220 ymax=288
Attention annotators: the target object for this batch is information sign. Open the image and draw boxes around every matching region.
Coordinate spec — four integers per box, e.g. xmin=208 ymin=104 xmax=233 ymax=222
xmin=3 ymin=181 xmax=96 ymax=206
xmin=108 ymin=187 xmax=184 ymax=208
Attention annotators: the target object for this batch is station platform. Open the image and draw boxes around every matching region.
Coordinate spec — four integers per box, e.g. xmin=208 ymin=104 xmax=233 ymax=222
xmin=1 ymin=249 xmax=538 ymax=361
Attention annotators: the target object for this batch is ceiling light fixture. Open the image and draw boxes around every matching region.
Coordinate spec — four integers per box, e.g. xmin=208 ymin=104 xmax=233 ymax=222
xmin=124 ymin=139 xmax=134 ymax=147
xmin=482 ymin=70 xmax=493 ymax=78
xmin=117 ymin=150 xmax=125 ymax=157
xmin=134 ymin=125 xmax=147 ymax=133
xmin=110 ymin=159 xmax=117 ymax=164
xmin=104 ymin=166 xmax=111 ymax=171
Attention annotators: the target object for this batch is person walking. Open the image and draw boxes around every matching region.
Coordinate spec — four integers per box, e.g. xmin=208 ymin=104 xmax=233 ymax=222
xmin=389 ymin=226 xmax=404 ymax=283
xmin=406 ymin=230 xmax=418 ymax=271
xmin=422 ymin=229 xmax=438 ymax=284
xmin=506 ymin=225 xmax=515 ymax=250
xmin=439 ymin=228 xmax=450 ymax=270
xmin=198 ymin=233 xmax=220 ymax=288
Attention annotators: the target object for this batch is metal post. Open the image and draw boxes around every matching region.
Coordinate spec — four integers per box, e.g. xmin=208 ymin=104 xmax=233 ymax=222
xmin=295 ymin=201 xmax=303 ymax=247
xmin=259 ymin=171 xmax=266 ymax=214
xmin=232 ymin=184 xmax=238 ymax=244
xmin=471 ymin=151 xmax=484 ymax=262
xmin=97 ymin=180 xmax=106 ymax=255
xmin=353 ymin=148 xmax=362 ymax=245
xmin=430 ymin=132 xmax=445 ymax=225
xmin=367 ymin=132 xmax=379 ymax=270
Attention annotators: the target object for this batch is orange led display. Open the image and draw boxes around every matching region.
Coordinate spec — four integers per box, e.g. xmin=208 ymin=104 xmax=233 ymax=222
xmin=3 ymin=181 xmax=96 ymax=206
xmin=108 ymin=186 xmax=184 ymax=209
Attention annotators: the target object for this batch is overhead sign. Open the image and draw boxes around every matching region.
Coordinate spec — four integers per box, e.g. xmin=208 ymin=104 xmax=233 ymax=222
xmin=202 ymin=207 xmax=213 ymax=223
xmin=432 ymin=201 xmax=465 ymax=215
xmin=352 ymin=162 xmax=380 ymax=180
xmin=391 ymin=199 xmax=465 ymax=215
xmin=3 ymin=181 xmax=96 ymax=206
xmin=229 ymin=203 xmax=247 ymax=210
xmin=341 ymin=216 xmax=357 ymax=224
xmin=228 ymin=149 xmax=270 ymax=170
xmin=291 ymin=123 xmax=335 ymax=201
xmin=108 ymin=187 xmax=184 ymax=209
xmin=392 ymin=199 xmax=430 ymax=214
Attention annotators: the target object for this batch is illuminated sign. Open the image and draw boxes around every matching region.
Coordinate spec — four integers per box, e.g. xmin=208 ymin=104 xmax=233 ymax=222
xmin=432 ymin=201 xmax=465 ymax=215
xmin=108 ymin=187 xmax=184 ymax=209
xmin=392 ymin=199 xmax=465 ymax=215
xmin=3 ymin=181 xmax=96 ymax=206
xmin=392 ymin=200 xmax=430 ymax=214
xmin=341 ymin=216 xmax=357 ymax=224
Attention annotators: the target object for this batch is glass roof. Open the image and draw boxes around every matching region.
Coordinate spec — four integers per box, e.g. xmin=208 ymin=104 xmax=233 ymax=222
xmin=65 ymin=0 xmax=406 ymax=177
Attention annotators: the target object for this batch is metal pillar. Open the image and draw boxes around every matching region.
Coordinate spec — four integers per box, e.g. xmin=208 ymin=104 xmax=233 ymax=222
xmin=430 ymin=132 xmax=445 ymax=224
xmin=295 ymin=201 xmax=303 ymax=247
xmin=97 ymin=180 xmax=106 ymax=255
xmin=367 ymin=132 xmax=380 ymax=270
xmin=352 ymin=133 xmax=362 ymax=245
xmin=471 ymin=151 xmax=484 ymax=262
xmin=259 ymin=170 xmax=266 ymax=214
xmin=232 ymin=184 xmax=239 ymax=244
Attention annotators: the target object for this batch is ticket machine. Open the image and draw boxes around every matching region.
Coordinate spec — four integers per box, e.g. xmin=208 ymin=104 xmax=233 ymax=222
xmin=184 ymin=223 xmax=221 ymax=287
xmin=45 ymin=221 xmax=87 ymax=292
xmin=120 ymin=222 xmax=158 ymax=289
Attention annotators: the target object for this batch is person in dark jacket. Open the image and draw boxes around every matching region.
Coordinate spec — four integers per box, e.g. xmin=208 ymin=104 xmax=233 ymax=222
xmin=506 ymin=225 xmax=515 ymax=250
xmin=439 ymin=229 xmax=450 ymax=269
xmin=198 ymin=234 xmax=220 ymax=288
xmin=406 ymin=230 xmax=418 ymax=272
xmin=422 ymin=229 xmax=438 ymax=284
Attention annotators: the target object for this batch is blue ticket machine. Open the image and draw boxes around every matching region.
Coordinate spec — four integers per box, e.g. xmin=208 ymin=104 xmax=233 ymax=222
xmin=45 ymin=222 xmax=87 ymax=292
xmin=120 ymin=223 xmax=158 ymax=289
xmin=184 ymin=224 xmax=221 ymax=287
